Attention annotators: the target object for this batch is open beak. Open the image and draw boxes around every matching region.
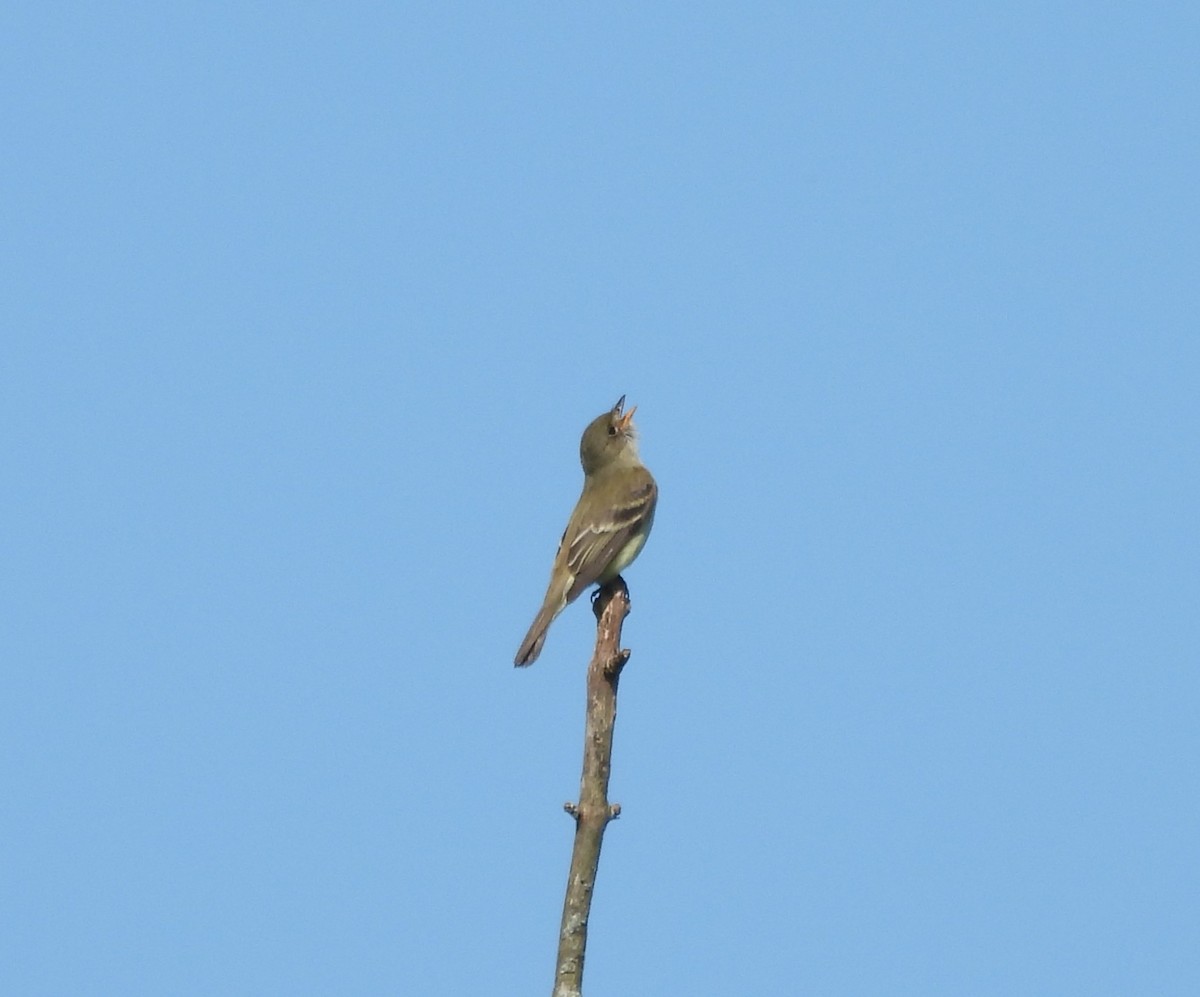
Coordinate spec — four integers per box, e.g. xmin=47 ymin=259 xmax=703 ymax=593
xmin=614 ymin=395 xmax=637 ymax=433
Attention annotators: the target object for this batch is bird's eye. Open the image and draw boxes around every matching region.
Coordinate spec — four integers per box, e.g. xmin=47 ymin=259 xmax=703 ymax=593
xmin=607 ymin=424 xmax=618 ymax=436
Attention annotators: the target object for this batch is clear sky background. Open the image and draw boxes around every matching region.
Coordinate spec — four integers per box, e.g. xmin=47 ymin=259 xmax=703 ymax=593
xmin=3 ymin=4 xmax=1197 ymax=995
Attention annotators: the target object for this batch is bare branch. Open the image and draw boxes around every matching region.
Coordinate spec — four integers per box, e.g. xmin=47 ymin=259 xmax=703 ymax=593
xmin=551 ymin=576 xmax=632 ymax=997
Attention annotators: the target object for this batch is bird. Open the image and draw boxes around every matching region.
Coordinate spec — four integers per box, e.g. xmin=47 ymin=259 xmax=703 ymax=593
xmin=514 ymin=396 xmax=657 ymax=666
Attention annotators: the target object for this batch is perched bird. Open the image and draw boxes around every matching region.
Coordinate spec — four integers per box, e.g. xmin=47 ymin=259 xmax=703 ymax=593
xmin=514 ymin=396 xmax=658 ymax=667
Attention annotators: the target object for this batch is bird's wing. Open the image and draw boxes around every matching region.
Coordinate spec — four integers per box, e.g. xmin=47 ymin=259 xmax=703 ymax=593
xmin=561 ymin=470 xmax=657 ymax=603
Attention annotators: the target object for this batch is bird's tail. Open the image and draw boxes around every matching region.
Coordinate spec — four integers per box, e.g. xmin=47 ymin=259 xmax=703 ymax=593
xmin=514 ymin=602 xmax=561 ymax=667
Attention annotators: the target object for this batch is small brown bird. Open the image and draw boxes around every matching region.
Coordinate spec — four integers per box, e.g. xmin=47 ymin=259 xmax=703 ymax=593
xmin=514 ymin=396 xmax=658 ymax=667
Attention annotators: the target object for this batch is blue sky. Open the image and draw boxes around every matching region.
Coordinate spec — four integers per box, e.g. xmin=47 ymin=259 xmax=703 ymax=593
xmin=3 ymin=4 xmax=1197 ymax=994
